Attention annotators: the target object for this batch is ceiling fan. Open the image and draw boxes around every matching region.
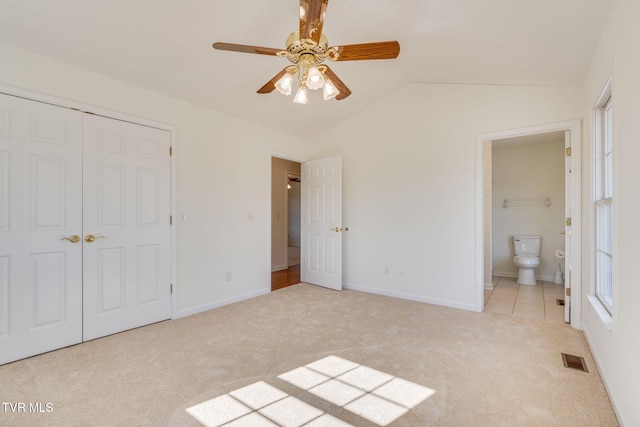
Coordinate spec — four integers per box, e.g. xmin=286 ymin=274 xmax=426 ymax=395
xmin=212 ymin=0 xmax=400 ymax=105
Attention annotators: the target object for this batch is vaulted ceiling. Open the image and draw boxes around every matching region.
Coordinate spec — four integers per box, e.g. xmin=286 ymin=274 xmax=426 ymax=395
xmin=0 ymin=0 xmax=612 ymax=139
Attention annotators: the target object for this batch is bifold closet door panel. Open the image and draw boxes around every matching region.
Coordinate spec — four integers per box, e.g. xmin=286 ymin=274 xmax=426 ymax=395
xmin=82 ymin=114 xmax=171 ymax=341
xmin=0 ymin=93 xmax=83 ymax=365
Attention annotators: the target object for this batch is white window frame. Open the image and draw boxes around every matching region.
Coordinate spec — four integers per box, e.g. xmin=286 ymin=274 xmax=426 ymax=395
xmin=593 ymin=83 xmax=613 ymax=315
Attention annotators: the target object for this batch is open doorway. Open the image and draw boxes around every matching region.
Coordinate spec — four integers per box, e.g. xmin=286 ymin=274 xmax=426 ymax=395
xmin=476 ymin=120 xmax=582 ymax=328
xmin=484 ymin=131 xmax=566 ymax=322
xmin=271 ymin=157 xmax=302 ymax=291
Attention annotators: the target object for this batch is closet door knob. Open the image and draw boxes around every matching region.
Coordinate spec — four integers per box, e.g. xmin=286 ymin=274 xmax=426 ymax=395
xmin=85 ymin=234 xmax=106 ymax=243
xmin=60 ymin=235 xmax=81 ymax=243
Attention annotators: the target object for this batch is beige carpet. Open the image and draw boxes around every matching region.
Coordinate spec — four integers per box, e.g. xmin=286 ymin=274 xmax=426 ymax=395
xmin=0 ymin=284 xmax=618 ymax=426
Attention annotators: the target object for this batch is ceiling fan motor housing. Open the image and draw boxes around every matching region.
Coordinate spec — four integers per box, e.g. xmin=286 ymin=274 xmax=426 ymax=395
xmin=279 ymin=31 xmax=338 ymax=65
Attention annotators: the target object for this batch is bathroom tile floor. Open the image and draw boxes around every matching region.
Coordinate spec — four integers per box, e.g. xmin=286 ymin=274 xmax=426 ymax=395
xmin=484 ymin=276 xmax=566 ymax=322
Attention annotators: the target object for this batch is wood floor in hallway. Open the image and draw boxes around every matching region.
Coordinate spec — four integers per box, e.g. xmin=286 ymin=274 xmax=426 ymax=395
xmin=271 ymin=265 xmax=301 ymax=291
xmin=271 ymin=246 xmax=301 ymax=291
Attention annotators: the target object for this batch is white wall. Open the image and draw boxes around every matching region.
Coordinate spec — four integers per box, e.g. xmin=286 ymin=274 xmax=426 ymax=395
xmin=0 ymin=41 xmax=309 ymax=316
xmin=491 ymin=140 xmax=565 ymax=281
xmin=309 ymin=83 xmax=583 ymax=311
xmin=581 ymin=0 xmax=640 ymax=425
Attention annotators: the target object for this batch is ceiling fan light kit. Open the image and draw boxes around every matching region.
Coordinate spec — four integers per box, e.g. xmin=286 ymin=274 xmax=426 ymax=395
xmin=274 ymin=51 xmax=337 ymax=102
xmin=212 ymin=0 xmax=400 ymax=105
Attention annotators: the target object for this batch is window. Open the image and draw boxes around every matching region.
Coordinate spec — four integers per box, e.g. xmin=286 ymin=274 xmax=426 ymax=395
xmin=594 ymin=85 xmax=613 ymax=314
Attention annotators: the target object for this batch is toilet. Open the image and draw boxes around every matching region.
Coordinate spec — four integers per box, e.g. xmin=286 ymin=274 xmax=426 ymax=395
xmin=512 ymin=235 xmax=541 ymax=286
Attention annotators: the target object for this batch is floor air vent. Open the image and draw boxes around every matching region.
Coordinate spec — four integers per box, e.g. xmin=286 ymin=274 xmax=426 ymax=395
xmin=556 ymin=299 xmax=565 ymax=306
xmin=562 ymin=353 xmax=589 ymax=372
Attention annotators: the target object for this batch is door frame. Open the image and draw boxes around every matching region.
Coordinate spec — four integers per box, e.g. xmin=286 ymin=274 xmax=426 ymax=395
xmin=476 ymin=120 xmax=582 ymax=328
xmin=270 ymin=151 xmax=307 ymax=285
xmin=0 ymin=83 xmax=179 ymax=320
xmin=286 ymin=171 xmax=302 ymax=267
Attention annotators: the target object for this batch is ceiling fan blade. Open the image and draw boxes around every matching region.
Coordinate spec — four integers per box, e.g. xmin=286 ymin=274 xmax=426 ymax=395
xmin=323 ymin=66 xmax=351 ymax=100
xmin=212 ymin=42 xmax=281 ymax=56
xmin=333 ymin=41 xmax=400 ymax=61
xmin=300 ymin=0 xmax=329 ymax=44
xmin=257 ymin=68 xmax=289 ymax=94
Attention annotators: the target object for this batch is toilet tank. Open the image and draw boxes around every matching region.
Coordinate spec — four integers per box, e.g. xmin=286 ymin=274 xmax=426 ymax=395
xmin=513 ymin=235 xmax=541 ymax=256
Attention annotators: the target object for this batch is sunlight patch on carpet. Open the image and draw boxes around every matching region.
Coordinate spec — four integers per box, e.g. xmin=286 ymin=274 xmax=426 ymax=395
xmin=186 ymin=355 xmax=435 ymax=426
xmin=280 ymin=355 xmax=435 ymax=426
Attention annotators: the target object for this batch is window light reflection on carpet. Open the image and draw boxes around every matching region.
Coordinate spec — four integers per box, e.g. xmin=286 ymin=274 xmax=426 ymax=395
xmin=186 ymin=355 xmax=435 ymax=427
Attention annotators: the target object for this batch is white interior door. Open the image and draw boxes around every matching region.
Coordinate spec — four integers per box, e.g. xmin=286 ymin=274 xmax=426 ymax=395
xmin=0 ymin=93 xmax=83 ymax=364
xmin=82 ymin=114 xmax=171 ymax=341
xmin=564 ymin=130 xmax=572 ymax=323
xmin=301 ymin=156 xmax=342 ymax=290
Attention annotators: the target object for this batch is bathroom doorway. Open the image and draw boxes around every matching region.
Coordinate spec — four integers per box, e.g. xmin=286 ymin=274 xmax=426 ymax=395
xmin=477 ymin=120 xmax=582 ymax=327
xmin=490 ymin=132 xmax=565 ymax=283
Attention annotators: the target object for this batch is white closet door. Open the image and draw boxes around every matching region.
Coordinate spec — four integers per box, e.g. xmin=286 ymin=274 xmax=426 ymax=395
xmin=82 ymin=114 xmax=171 ymax=341
xmin=0 ymin=93 xmax=83 ymax=365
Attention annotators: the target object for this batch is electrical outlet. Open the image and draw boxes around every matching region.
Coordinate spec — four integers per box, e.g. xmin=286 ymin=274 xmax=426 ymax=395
xmin=399 ymin=268 xmax=405 ymax=278
xmin=384 ymin=266 xmax=390 ymax=275
xmin=225 ymin=271 xmax=232 ymax=281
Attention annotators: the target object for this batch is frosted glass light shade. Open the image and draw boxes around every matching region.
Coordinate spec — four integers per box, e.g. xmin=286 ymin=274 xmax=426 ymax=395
xmin=293 ymin=86 xmax=309 ymax=105
xmin=275 ymin=73 xmax=294 ymax=96
xmin=323 ymin=79 xmax=340 ymax=101
xmin=306 ymin=66 xmax=325 ymax=90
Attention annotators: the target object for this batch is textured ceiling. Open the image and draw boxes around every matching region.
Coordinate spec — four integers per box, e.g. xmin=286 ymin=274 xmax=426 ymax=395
xmin=0 ymin=0 xmax=612 ymax=138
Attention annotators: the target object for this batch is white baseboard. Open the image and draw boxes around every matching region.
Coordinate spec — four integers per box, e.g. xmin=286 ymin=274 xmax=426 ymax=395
xmin=271 ymin=265 xmax=287 ymax=272
xmin=174 ymin=288 xmax=270 ymax=319
xmin=484 ymin=282 xmax=495 ymax=290
xmin=493 ymin=270 xmax=555 ymax=283
xmin=493 ymin=270 xmax=517 ymax=278
xmin=343 ymin=282 xmax=480 ymax=312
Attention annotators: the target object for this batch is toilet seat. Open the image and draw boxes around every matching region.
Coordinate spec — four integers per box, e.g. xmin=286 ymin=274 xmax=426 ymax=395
xmin=513 ymin=254 xmax=540 ymax=267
